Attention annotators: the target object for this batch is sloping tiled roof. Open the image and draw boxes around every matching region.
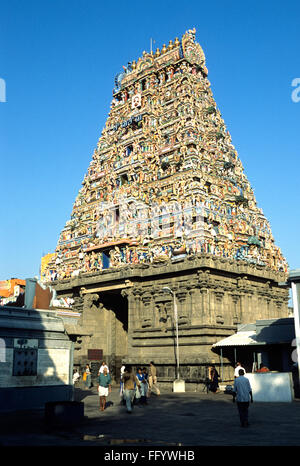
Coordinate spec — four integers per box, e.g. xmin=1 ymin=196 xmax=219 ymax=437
xmin=212 ymin=331 xmax=261 ymax=347
xmin=213 ymin=317 xmax=295 ymax=348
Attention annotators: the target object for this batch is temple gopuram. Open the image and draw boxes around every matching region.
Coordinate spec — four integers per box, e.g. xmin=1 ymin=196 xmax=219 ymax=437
xmin=42 ymin=29 xmax=289 ymax=388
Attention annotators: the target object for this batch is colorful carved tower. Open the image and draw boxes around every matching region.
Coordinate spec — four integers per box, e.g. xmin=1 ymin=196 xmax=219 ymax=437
xmin=43 ymin=29 xmax=287 ymax=280
xmin=43 ymin=30 xmax=288 ymax=385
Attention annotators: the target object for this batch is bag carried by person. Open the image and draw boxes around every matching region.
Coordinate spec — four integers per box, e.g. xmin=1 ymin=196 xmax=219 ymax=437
xmin=83 ymin=372 xmax=87 ymax=381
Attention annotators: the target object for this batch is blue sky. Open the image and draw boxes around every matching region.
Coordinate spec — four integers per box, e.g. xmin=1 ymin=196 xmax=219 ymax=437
xmin=1 ymin=0 xmax=300 ymax=281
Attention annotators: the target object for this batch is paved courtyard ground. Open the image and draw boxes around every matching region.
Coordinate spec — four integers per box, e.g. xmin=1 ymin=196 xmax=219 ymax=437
xmin=0 ymin=384 xmax=300 ymax=448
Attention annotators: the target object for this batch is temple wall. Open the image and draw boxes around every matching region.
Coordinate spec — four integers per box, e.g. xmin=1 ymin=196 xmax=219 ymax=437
xmin=51 ymin=255 xmax=289 ymax=388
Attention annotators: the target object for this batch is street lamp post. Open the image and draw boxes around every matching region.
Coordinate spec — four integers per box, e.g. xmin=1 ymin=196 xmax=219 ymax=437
xmin=162 ymin=286 xmax=185 ymax=392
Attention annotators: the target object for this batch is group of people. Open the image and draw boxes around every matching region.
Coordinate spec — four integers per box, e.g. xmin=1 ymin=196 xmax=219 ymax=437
xmin=119 ymin=361 xmax=160 ymax=413
xmin=76 ymin=359 xmax=258 ymax=427
xmin=78 ymin=361 xmax=160 ymax=414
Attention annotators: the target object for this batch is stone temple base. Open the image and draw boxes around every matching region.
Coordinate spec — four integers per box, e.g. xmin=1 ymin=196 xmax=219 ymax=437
xmin=51 ymin=254 xmax=289 ymax=386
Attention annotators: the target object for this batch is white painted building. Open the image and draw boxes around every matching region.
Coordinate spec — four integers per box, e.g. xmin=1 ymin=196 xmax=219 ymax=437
xmin=0 ymin=306 xmax=74 ymax=412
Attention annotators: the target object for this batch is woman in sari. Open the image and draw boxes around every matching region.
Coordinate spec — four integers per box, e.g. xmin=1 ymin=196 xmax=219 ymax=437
xmin=83 ymin=364 xmax=92 ymax=389
xmin=209 ymin=365 xmax=220 ymax=393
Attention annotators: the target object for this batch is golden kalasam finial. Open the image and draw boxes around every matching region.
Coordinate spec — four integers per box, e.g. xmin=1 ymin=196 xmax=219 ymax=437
xmin=174 ymin=37 xmax=180 ymax=47
xmin=131 ymin=60 xmax=137 ymax=70
xmin=161 ymin=44 xmax=167 ymax=54
xmin=167 ymin=40 xmax=174 ymax=50
xmin=155 ymin=48 xmax=161 ymax=57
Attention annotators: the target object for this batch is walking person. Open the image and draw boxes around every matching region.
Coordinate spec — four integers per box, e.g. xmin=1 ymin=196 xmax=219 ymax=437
xmin=120 ymin=363 xmax=126 ymax=403
xmin=83 ymin=364 xmax=92 ymax=389
xmin=233 ymin=369 xmax=253 ymax=427
xmin=234 ymin=362 xmax=246 ymax=378
xmin=204 ymin=366 xmax=212 ymax=393
xmin=208 ymin=364 xmax=220 ymax=393
xmin=97 ymin=367 xmax=112 ymax=411
xmin=122 ymin=365 xmax=140 ymax=413
xmin=98 ymin=361 xmax=109 ymax=375
xmin=147 ymin=361 xmax=160 ymax=397
xmin=134 ymin=368 xmax=143 ymax=404
xmin=72 ymin=368 xmax=80 ymax=385
xmin=142 ymin=367 xmax=149 ymax=399
xmin=136 ymin=367 xmax=147 ymax=405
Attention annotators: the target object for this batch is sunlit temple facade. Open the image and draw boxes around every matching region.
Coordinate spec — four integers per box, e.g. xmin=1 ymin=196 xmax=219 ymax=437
xmin=42 ymin=29 xmax=289 ymax=388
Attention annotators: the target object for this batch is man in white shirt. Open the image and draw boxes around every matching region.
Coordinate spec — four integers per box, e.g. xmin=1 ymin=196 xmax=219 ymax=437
xmin=72 ymin=369 xmax=80 ymax=385
xmin=98 ymin=361 xmax=109 ymax=375
xmin=120 ymin=364 xmax=126 ymax=402
xmin=233 ymin=369 xmax=253 ymax=427
xmin=234 ymin=362 xmax=246 ymax=378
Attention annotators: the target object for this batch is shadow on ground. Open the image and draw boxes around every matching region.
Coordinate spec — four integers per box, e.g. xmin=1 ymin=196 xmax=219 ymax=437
xmin=1 ymin=387 xmax=300 ymax=446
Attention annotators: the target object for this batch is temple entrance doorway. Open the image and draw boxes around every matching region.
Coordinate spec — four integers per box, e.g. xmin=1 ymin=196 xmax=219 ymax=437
xmin=98 ymin=290 xmax=128 ymax=382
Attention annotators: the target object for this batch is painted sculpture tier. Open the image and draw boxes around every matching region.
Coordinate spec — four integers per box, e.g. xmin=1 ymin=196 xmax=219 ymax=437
xmin=42 ymin=29 xmax=288 ymax=282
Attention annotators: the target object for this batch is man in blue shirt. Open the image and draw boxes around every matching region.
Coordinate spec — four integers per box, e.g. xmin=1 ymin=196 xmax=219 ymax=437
xmin=97 ymin=367 xmax=112 ymax=411
xmin=136 ymin=367 xmax=148 ymax=405
xmin=233 ymin=369 xmax=253 ymax=427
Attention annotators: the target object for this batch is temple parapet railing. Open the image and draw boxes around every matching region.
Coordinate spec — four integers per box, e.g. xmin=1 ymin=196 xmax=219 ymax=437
xmin=48 ymin=253 xmax=288 ymax=293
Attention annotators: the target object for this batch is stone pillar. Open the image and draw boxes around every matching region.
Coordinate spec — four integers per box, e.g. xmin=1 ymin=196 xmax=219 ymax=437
xmin=141 ymin=293 xmax=153 ymax=328
xmin=176 ymin=291 xmax=188 ymax=325
xmin=110 ymin=306 xmax=116 ymax=370
xmin=190 ymin=287 xmax=202 ymax=325
xmin=153 ymin=302 xmax=161 ymax=328
xmin=260 ymin=295 xmax=269 ymax=319
xmin=187 ymin=280 xmax=198 ymax=324
xmin=197 ymin=270 xmax=212 ymax=324
xmin=237 ymin=277 xmax=253 ymax=324
xmin=223 ymin=290 xmax=231 ymax=325
xmin=121 ymin=288 xmax=135 ymax=359
xmin=200 ymin=288 xmax=210 ymax=324
xmin=231 ymin=293 xmax=241 ymax=325
xmin=188 ymin=288 xmax=196 ymax=324
xmin=132 ymin=288 xmax=143 ymax=329
xmin=223 ymin=285 xmax=236 ymax=325
xmin=248 ymin=291 xmax=255 ymax=322
xmin=214 ymin=289 xmax=224 ymax=325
